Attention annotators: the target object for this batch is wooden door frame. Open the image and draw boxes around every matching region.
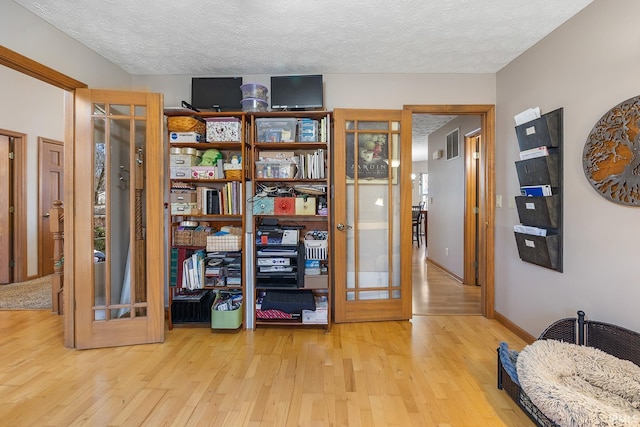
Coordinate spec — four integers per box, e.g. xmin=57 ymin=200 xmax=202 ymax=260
xmin=0 ymin=130 xmax=28 ymax=283
xmin=464 ymin=131 xmax=481 ymax=287
xmin=0 ymin=46 xmax=87 ymax=347
xmin=38 ymin=137 xmax=64 ymax=277
xmin=404 ymin=105 xmax=495 ymax=318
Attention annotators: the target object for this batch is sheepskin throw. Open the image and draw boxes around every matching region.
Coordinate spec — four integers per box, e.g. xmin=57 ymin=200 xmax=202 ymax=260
xmin=517 ymin=340 xmax=640 ymax=427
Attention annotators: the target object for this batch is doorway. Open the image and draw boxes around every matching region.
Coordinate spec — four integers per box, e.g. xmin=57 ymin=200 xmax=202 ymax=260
xmin=39 ymin=137 xmax=64 ymax=277
xmin=405 ymin=105 xmax=495 ymax=318
xmin=0 ymin=131 xmax=28 ymax=284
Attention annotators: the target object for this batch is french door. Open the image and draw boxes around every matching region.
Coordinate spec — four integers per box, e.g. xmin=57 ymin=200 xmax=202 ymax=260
xmin=72 ymin=89 xmax=164 ymax=349
xmin=333 ymin=109 xmax=412 ymax=322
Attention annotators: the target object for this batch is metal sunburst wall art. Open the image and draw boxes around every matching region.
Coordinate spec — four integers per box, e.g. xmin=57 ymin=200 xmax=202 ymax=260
xmin=583 ymin=95 xmax=640 ymax=206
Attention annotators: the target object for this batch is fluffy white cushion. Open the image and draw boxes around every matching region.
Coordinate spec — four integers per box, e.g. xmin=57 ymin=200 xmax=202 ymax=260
xmin=517 ymin=340 xmax=640 ymax=427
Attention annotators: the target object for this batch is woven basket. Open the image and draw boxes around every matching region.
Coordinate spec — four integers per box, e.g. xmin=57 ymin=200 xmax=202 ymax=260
xmin=192 ymin=229 xmax=213 ymax=247
xmin=167 ymin=116 xmax=206 ymax=134
xmin=225 ymin=169 xmax=243 ymax=180
xmin=173 ymin=228 xmax=194 ymax=246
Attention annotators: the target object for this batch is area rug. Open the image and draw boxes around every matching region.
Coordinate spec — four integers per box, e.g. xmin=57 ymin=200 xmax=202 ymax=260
xmin=0 ymin=275 xmax=52 ymax=310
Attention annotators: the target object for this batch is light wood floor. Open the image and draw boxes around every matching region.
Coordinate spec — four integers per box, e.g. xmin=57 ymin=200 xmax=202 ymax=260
xmin=0 ymin=309 xmax=533 ymax=426
xmin=412 ymin=244 xmax=481 ymax=316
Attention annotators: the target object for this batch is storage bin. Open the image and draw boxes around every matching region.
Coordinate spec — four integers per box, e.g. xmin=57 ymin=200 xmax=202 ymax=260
xmin=304 ymin=239 xmax=328 ymax=260
xmin=240 ymin=83 xmax=268 ymax=100
xmin=255 ymin=118 xmax=298 ymax=142
xmin=255 ymin=160 xmax=297 ymax=179
xmin=211 ymin=293 xmax=243 ymax=329
xmin=241 ymin=97 xmax=268 ymax=112
xmin=298 ymin=119 xmax=319 ymax=142
xmin=205 ymin=117 xmax=241 ymax=142
xmin=207 ymin=234 xmax=242 ymax=252
xmin=252 ymin=196 xmax=274 ymax=215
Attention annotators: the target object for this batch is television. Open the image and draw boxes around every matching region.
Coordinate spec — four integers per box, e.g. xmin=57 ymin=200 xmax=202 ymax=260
xmin=270 ymin=74 xmax=324 ymax=111
xmin=191 ymin=77 xmax=243 ymax=111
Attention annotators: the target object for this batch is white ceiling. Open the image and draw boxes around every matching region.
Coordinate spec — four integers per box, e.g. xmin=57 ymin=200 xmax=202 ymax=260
xmin=12 ymin=0 xmax=592 ymax=161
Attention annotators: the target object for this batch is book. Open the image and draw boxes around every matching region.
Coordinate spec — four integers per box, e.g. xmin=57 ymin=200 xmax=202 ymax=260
xmin=521 ymin=185 xmax=552 ymax=197
xmin=519 ymin=146 xmax=549 ymax=160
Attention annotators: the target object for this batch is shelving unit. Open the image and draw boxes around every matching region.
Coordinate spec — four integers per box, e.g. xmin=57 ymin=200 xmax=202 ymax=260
xmin=513 ymin=108 xmax=563 ymax=272
xmin=165 ymin=110 xmax=250 ymax=329
xmin=249 ymin=111 xmax=332 ymax=330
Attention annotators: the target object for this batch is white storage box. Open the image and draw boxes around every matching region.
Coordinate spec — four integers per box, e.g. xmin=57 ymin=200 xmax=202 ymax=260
xmin=207 ymin=234 xmax=242 ymax=252
xmin=255 ymin=160 xmax=297 ymax=179
xmin=170 ymin=154 xmax=200 ymax=167
xmin=170 ymin=166 xmax=192 ymax=179
xmin=169 ymin=132 xmax=204 ymax=143
xmin=205 ymin=117 xmax=241 ymax=142
xmin=304 ymin=239 xmax=328 ymax=260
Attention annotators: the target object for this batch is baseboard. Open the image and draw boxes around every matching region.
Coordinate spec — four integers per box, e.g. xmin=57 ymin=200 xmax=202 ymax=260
xmin=494 ymin=311 xmax=536 ymax=344
xmin=425 ymin=257 xmax=463 ymax=283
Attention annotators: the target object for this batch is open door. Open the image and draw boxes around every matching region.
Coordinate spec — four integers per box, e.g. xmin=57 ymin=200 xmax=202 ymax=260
xmin=72 ymin=88 xmax=164 ymax=349
xmin=333 ymin=109 xmax=412 ymax=322
xmin=0 ymin=135 xmax=12 ymax=284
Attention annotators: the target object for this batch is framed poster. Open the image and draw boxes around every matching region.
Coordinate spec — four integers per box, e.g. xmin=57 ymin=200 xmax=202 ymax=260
xmin=346 ymin=132 xmax=397 ymax=183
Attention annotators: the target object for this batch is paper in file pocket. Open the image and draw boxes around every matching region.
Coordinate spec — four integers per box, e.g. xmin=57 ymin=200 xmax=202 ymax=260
xmin=521 ymin=185 xmax=552 ymax=197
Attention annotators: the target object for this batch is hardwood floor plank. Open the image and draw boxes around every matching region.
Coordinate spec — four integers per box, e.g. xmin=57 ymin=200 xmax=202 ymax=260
xmin=0 ymin=280 xmax=534 ymax=426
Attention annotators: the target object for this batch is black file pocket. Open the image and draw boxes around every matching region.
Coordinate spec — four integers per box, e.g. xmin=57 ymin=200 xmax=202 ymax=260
xmin=515 ymin=109 xmax=562 ymax=151
xmin=513 ymin=107 xmax=563 ymax=272
xmin=514 ymin=232 xmax=561 ymax=271
xmin=515 ymin=154 xmax=559 ymax=187
xmin=515 ymin=195 xmax=560 ymax=228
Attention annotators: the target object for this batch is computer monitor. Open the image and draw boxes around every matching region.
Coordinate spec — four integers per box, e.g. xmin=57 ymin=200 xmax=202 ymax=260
xmin=270 ymin=74 xmax=323 ymax=111
xmin=191 ymin=77 xmax=243 ymax=111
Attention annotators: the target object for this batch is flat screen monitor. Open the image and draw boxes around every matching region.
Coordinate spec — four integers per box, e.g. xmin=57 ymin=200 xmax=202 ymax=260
xmin=191 ymin=77 xmax=243 ymax=111
xmin=270 ymin=74 xmax=323 ymax=110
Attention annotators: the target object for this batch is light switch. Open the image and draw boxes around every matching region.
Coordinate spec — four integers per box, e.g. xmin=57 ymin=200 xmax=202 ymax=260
xmin=508 ymin=197 xmax=516 ymax=209
xmin=496 ymin=195 xmax=502 ymax=208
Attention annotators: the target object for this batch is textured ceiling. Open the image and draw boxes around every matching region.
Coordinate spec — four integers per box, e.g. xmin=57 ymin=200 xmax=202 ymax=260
xmin=12 ymin=0 xmax=592 ymax=162
xmin=13 ymin=0 xmax=592 ymax=76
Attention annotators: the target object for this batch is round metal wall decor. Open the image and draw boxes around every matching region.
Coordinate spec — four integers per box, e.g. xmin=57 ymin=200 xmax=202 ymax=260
xmin=583 ymin=95 xmax=640 ymax=206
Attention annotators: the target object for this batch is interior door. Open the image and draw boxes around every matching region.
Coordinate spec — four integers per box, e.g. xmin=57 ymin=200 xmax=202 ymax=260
xmin=0 ymin=135 xmax=12 ymax=284
xmin=39 ymin=138 xmax=64 ymax=277
xmin=333 ymin=109 xmax=412 ymax=322
xmin=73 ymin=88 xmax=164 ymax=349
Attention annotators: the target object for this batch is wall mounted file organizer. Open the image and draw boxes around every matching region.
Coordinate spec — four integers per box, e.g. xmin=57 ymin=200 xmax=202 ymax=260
xmin=513 ymin=108 xmax=563 ymax=272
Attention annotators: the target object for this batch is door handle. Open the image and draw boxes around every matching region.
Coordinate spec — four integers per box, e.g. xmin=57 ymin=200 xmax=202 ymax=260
xmin=336 ymin=223 xmax=353 ymax=231
xmin=43 ymin=213 xmax=50 ymax=218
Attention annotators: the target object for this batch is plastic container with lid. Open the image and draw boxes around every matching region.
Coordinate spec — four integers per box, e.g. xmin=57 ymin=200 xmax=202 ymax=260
xmin=241 ymin=97 xmax=268 ymax=112
xmin=240 ymin=83 xmax=268 ymax=100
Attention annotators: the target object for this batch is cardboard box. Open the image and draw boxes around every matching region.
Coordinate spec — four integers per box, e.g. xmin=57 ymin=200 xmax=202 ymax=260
xmin=205 ymin=117 xmax=241 ymax=142
xmin=295 ymin=197 xmax=316 ymax=215
xmin=170 ymin=190 xmax=196 ymax=204
xmin=171 ymin=202 xmax=196 ymax=215
xmin=169 ymin=132 xmax=204 ymax=143
xmin=253 ymin=196 xmax=274 ymax=215
xmin=170 ymin=166 xmax=192 ymax=179
xmin=170 ymin=154 xmax=200 ymax=167
xmin=304 ymin=275 xmax=328 ymax=289
xmin=274 ymin=197 xmax=295 ymax=215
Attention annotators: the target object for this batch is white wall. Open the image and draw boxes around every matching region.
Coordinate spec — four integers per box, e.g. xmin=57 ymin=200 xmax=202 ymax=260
xmin=426 ymin=115 xmax=480 ymax=278
xmin=495 ymin=0 xmax=640 ymax=335
xmin=411 ymin=160 xmax=428 ymax=205
xmin=1 ymin=0 xmax=134 ymax=277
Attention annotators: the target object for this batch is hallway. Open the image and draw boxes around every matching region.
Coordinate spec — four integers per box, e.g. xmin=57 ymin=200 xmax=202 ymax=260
xmin=412 ymin=244 xmax=482 ymax=315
